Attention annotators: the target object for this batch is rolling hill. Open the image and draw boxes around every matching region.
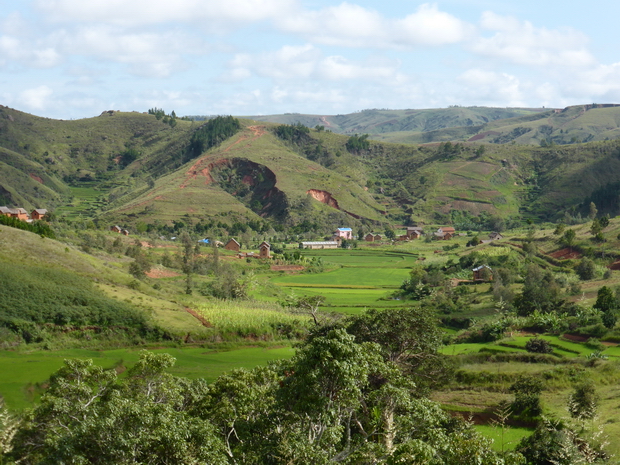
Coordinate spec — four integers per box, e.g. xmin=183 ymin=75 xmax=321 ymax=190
xmin=4 ymin=104 xmax=620 ymax=227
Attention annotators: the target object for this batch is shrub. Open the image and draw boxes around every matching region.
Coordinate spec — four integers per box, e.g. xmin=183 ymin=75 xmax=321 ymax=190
xmin=525 ymin=337 xmax=553 ymax=354
xmin=576 ymin=257 xmax=596 ymax=280
xmin=510 ymin=376 xmax=543 ymax=418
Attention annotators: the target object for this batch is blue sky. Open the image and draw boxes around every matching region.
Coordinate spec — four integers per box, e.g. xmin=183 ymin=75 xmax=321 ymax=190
xmin=2 ymin=0 xmax=620 ymax=119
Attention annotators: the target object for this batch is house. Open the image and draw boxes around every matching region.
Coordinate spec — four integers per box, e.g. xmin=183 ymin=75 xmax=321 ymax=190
xmin=406 ymin=226 xmax=423 ymax=239
xmin=300 ymin=241 xmax=339 ymax=249
xmin=111 ymin=225 xmax=123 ymax=233
xmin=364 ymin=233 xmax=375 ymax=242
xmin=259 ymin=241 xmax=271 ymax=258
xmin=472 ymin=265 xmax=493 ymax=281
xmin=333 ymin=227 xmax=353 ymax=240
xmin=407 ymin=230 xmax=422 ymax=239
xmin=434 ymin=232 xmax=453 ymax=240
xmin=224 ymin=238 xmax=241 ymax=252
xmin=373 ymin=234 xmax=382 ymax=241
xmin=438 ymin=227 xmax=456 ymax=235
xmin=31 ymin=209 xmax=48 ymax=220
xmin=122 ymin=229 xmax=130 ymax=236
xmin=489 ymin=232 xmax=503 ymax=241
xmin=0 ymin=206 xmax=15 ymax=217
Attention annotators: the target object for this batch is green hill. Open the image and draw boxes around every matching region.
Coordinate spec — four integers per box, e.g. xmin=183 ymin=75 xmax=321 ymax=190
xmin=4 ymin=104 xmax=620 ymax=226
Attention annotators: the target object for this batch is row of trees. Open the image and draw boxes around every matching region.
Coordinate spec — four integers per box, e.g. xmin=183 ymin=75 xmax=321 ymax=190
xmin=3 ymin=306 xmax=608 ymax=463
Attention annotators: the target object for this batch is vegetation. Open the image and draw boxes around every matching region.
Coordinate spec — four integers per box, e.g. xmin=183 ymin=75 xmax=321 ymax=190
xmin=188 ymin=115 xmax=241 ymax=158
xmin=7 ymin=103 xmax=620 ymax=462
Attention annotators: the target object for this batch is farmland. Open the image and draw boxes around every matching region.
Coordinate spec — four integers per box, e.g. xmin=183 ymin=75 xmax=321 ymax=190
xmin=5 ymin=219 xmax=620 ymax=460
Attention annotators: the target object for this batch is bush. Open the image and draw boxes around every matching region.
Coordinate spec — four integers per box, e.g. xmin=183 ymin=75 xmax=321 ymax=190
xmin=576 ymin=257 xmax=596 ymax=280
xmin=525 ymin=337 xmax=553 ymax=354
xmin=510 ymin=376 xmax=543 ymax=418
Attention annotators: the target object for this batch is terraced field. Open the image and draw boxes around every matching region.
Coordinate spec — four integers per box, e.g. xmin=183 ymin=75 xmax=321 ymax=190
xmin=270 ymin=248 xmax=418 ymax=314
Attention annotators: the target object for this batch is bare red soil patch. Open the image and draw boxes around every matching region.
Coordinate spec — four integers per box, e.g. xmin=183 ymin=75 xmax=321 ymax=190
xmin=145 ymin=268 xmax=181 ymax=278
xmin=185 ymin=307 xmax=212 ymax=328
xmin=562 ymin=334 xmax=588 ymax=343
xmin=548 ymin=248 xmax=582 ymax=260
xmin=29 ymin=173 xmax=43 ymax=184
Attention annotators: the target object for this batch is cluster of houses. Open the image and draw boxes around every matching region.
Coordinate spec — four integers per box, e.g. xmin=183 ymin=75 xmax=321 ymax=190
xmin=300 ymin=227 xmax=352 ymax=249
xmin=0 ymin=206 xmax=48 ymax=222
xmin=223 ymin=238 xmax=271 ymax=259
xmin=110 ymin=225 xmax=130 ymax=235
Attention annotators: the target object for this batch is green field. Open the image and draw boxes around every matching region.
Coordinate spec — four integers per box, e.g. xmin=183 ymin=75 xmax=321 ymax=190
xmin=271 ymin=267 xmax=410 ymax=288
xmin=0 ymin=346 xmax=294 ymax=410
xmin=270 ymin=249 xmax=416 ymax=314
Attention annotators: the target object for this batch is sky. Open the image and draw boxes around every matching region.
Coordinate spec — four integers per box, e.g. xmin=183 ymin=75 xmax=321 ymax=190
xmin=2 ymin=0 xmax=620 ymax=119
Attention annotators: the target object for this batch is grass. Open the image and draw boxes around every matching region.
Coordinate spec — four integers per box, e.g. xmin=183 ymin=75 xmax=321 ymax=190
xmin=0 ymin=345 xmax=294 ymax=411
xmin=271 ymin=266 xmax=409 ymax=288
xmin=474 ymin=424 xmax=533 ymax=452
xmin=195 ymin=299 xmax=310 ymax=336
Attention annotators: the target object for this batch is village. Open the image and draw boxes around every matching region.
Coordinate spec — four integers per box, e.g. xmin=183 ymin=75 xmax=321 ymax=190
xmin=0 ymin=207 xmax=48 ymax=222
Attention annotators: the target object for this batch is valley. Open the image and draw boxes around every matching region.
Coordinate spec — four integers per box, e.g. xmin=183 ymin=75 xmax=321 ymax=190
xmin=3 ymin=104 xmax=620 ymax=463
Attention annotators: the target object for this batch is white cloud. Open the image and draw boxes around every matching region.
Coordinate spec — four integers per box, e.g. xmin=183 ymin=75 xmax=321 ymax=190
xmin=471 ymin=11 xmax=595 ymax=68
xmin=36 ymin=0 xmax=297 ymax=31
xmin=50 ymin=26 xmax=204 ymax=77
xmin=0 ymin=34 xmax=61 ymax=68
xmin=458 ymin=69 xmax=526 ymax=106
xmin=19 ymin=85 xmax=53 ymax=110
xmin=277 ymin=3 xmax=472 ymax=48
xmin=394 ymin=4 xmax=474 ymax=46
xmin=227 ymin=44 xmax=405 ymax=83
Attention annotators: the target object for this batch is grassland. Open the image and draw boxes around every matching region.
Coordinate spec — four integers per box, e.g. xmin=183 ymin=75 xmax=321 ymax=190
xmin=0 ymin=345 xmax=294 ymax=410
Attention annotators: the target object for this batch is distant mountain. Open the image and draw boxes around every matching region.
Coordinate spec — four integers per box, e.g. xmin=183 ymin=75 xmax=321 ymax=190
xmin=244 ymin=104 xmax=620 ymax=147
xmin=4 ymin=104 xmax=620 ymax=228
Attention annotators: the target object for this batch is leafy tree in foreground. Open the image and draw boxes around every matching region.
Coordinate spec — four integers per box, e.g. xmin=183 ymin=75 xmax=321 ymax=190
xmin=346 ymin=306 xmax=447 ymax=395
xmin=517 ymin=417 xmax=608 ymax=464
xmin=9 ymin=353 xmax=227 ymax=465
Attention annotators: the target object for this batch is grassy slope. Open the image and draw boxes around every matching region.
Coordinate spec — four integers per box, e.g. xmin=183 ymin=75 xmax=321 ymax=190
xmin=111 ymin=121 xmax=386 ymax=223
xmin=0 ymin=225 xmax=205 ymax=333
xmin=5 ymin=105 xmax=620 ymax=225
xmin=245 ymin=107 xmax=545 ymax=136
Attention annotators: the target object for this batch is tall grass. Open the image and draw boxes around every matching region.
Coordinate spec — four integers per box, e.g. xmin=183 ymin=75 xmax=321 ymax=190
xmin=196 ymin=299 xmax=310 ymax=339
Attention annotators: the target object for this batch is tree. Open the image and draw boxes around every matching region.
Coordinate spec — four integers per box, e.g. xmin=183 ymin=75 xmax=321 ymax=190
xmin=384 ymin=227 xmax=396 ymax=240
xmin=554 ymin=222 xmax=566 ymax=236
xmin=510 ymin=376 xmax=543 ymax=418
xmin=284 ymin=295 xmax=326 ymax=326
xmin=576 ymin=257 xmax=597 ymax=281
xmin=517 ymin=417 xmax=609 ymax=464
xmin=588 ymin=201 xmax=598 ymax=220
xmin=561 ymin=228 xmax=577 ymax=250
xmin=525 ymin=337 xmax=553 ymax=354
xmin=346 ymin=307 xmax=447 ymax=395
xmin=514 ymin=265 xmax=563 ymax=316
xmin=9 ymin=354 xmax=228 ymax=464
xmin=594 ymin=286 xmax=618 ymax=329
xmin=568 ymin=382 xmax=598 ymax=421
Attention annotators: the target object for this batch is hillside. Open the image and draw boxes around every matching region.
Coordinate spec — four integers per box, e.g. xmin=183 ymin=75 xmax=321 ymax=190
xmin=4 ymin=104 xmax=620 ymax=227
xmin=245 ymin=107 xmax=545 ymax=137
xmin=246 ymin=104 xmax=620 ymax=147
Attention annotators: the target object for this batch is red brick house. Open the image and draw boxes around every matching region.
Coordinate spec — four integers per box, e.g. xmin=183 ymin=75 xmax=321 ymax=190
xmin=365 ymin=233 xmax=375 ymax=242
xmin=224 ymin=238 xmax=241 ymax=252
xmin=31 ymin=209 xmax=48 ymax=220
xmin=259 ymin=241 xmax=271 ymax=258
xmin=111 ymin=225 xmax=123 ymax=233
